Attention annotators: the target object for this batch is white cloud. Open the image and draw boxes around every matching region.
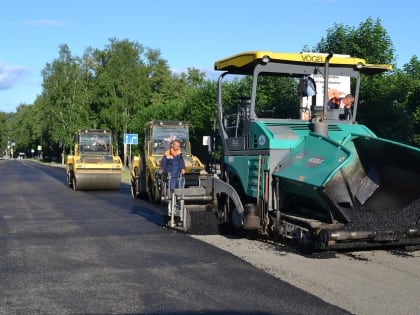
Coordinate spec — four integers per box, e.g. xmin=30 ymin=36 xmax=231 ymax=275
xmin=24 ymin=19 xmax=65 ymax=27
xmin=0 ymin=62 xmax=29 ymax=90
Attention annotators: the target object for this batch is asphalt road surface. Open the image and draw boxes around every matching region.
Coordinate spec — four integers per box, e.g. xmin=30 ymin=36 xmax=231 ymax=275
xmin=0 ymin=159 xmax=350 ymax=315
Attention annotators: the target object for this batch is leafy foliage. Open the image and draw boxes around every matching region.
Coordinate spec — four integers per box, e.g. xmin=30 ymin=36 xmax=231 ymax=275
xmin=1 ymin=18 xmax=419 ymax=161
xmin=315 ymin=17 xmax=419 ymax=147
xmin=316 ymin=17 xmax=395 ymax=65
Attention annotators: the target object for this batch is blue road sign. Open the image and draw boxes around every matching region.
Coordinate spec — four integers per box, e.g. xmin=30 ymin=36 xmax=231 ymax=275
xmin=124 ymin=133 xmax=138 ymax=145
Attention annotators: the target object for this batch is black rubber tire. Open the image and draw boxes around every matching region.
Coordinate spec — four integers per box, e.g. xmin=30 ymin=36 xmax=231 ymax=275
xmin=72 ymin=176 xmax=78 ymax=191
xmin=131 ymin=179 xmax=137 ymax=199
xmin=67 ymin=172 xmax=73 ymax=188
xmin=151 ymin=183 xmax=161 ymax=203
xmin=149 ymin=176 xmax=161 ymax=204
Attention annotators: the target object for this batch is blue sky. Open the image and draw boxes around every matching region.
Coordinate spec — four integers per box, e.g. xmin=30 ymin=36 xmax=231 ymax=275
xmin=1 ymin=0 xmax=418 ymax=113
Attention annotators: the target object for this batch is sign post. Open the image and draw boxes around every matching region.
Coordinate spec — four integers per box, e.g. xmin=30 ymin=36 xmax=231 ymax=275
xmin=123 ymin=133 xmax=138 ymax=167
xmin=37 ymin=145 xmax=42 ymax=159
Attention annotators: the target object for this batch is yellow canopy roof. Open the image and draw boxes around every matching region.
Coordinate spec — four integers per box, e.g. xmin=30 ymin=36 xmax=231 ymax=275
xmin=214 ymin=51 xmax=392 ymax=75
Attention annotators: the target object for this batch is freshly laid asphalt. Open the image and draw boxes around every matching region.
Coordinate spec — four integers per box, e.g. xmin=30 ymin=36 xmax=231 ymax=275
xmin=0 ymin=159 xmax=350 ymax=314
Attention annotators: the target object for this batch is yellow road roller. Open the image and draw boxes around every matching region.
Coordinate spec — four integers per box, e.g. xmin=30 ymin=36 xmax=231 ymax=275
xmin=66 ymin=129 xmax=123 ymax=191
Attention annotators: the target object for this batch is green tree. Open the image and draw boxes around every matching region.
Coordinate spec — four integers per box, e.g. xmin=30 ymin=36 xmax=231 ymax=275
xmin=0 ymin=111 xmax=7 ymax=154
xmin=313 ymin=17 xmax=420 ymax=145
xmin=129 ymin=68 xmax=211 ymax=156
xmin=93 ymin=38 xmax=155 ymax=131
xmin=146 ymin=48 xmax=178 ymax=106
xmin=183 ymin=79 xmax=217 ymax=161
xmin=402 ymin=56 xmax=420 ymax=145
xmin=357 ymin=72 xmax=415 ymax=143
xmin=255 ymin=76 xmax=299 ymax=118
xmin=6 ymin=105 xmax=35 ymax=156
xmin=41 ymin=44 xmax=92 ymax=156
xmin=316 ymin=17 xmax=395 ymax=64
xmin=6 ymin=18 xmax=417 ymax=160
xmin=92 ymin=38 xmax=155 ymax=164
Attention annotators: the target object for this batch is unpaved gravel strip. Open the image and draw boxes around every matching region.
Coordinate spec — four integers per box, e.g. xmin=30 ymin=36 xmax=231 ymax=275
xmin=192 ymin=235 xmax=420 ymax=315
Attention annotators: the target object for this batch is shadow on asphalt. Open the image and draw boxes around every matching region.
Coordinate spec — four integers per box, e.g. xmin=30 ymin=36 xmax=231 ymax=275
xmin=119 ymin=312 xmax=278 ymax=315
